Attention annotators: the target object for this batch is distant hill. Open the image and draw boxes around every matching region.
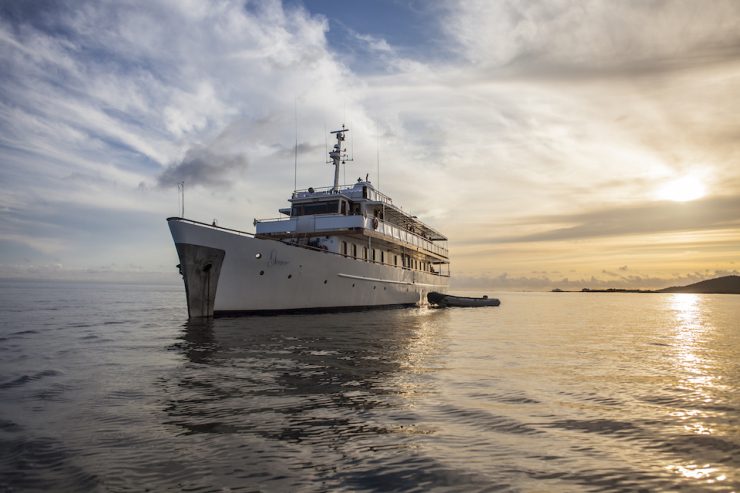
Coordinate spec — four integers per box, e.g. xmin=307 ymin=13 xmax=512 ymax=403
xmin=657 ymin=275 xmax=740 ymax=294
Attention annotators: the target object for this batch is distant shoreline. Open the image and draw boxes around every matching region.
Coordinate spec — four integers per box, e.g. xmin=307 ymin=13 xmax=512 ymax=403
xmin=551 ymin=275 xmax=740 ymax=295
xmin=552 ymin=288 xmax=655 ymax=293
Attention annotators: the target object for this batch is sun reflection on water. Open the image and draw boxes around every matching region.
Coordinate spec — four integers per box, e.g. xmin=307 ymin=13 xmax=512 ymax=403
xmin=664 ymin=293 xmax=729 ymax=486
xmin=665 ymin=463 xmax=727 ymax=483
xmin=668 ymin=293 xmax=708 ymax=378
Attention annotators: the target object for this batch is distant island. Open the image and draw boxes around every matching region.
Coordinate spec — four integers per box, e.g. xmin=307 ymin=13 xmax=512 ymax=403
xmin=656 ymin=275 xmax=740 ymax=294
xmin=552 ymin=275 xmax=740 ymax=294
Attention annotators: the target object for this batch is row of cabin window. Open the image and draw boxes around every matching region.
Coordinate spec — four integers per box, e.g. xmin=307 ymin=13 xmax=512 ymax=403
xmin=293 ymin=200 xmax=433 ymax=241
xmin=293 ymin=187 xmax=372 ymax=217
xmin=292 ymin=199 xmax=379 ymax=219
xmin=292 ymin=199 xmax=359 ymax=217
xmin=340 ymin=241 xmax=433 ymax=271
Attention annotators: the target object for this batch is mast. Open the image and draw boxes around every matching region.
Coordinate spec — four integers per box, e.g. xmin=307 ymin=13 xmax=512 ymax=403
xmin=329 ymin=125 xmax=350 ymax=192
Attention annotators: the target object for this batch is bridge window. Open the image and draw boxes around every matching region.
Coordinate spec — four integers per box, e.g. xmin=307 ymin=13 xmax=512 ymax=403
xmin=292 ymin=200 xmax=340 ymax=216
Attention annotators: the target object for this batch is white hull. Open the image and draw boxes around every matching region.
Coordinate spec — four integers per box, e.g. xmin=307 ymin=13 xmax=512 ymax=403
xmin=169 ymin=218 xmax=448 ymax=315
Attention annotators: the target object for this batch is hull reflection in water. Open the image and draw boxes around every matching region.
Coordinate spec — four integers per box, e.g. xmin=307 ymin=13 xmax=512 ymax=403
xmin=165 ymin=309 xmax=457 ymax=491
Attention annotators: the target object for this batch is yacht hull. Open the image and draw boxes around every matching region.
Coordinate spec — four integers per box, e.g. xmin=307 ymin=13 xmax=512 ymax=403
xmin=168 ymin=218 xmax=448 ymax=317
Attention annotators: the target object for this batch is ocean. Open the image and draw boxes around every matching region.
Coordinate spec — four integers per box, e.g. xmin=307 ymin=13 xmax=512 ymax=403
xmin=0 ymin=280 xmax=738 ymax=492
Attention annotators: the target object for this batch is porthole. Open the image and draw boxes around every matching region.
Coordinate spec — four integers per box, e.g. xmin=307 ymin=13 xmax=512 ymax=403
xmin=259 ymin=270 xmax=264 ymax=275
xmin=255 ymin=253 xmax=262 ymax=259
xmin=324 ymin=280 xmax=328 ymax=284
xmin=288 ymin=274 xmax=292 ymax=279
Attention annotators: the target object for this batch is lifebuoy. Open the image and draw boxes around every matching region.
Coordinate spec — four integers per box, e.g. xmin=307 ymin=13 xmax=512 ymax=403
xmin=372 ymin=217 xmax=379 ymax=229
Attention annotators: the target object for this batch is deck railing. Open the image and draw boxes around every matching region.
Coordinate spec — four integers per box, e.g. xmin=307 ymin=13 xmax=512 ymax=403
xmin=255 ymin=214 xmax=448 ymax=259
xmin=292 ymin=184 xmax=393 ymax=205
xmin=167 ymin=217 xmax=255 ymax=237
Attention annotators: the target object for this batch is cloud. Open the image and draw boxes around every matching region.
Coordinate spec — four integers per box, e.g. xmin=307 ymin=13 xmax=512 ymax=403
xmin=353 ymin=32 xmax=393 ymax=54
xmin=1 ymin=0 xmax=738 ymax=283
xmin=464 ymin=195 xmax=740 ymax=245
xmin=157 ymin=147 xmax=248 ymax=188
xmin=272 ymin=141 xmax=324 ymax=159
xmin=442 ymin=1 xmax=740 ymax=70
xmin=0 ymin=0 xmax=367 ymax=275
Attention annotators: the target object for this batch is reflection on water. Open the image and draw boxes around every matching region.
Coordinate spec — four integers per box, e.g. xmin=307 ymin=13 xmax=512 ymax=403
xmin=669 ymin=293 xmax=713 ymax=403
xmin=162 ymin=310 xmax=458 ymax=491
xmin=1 ymin=282 xmax=738 ymax=492
xmin=664 ymin=293 xmax=733 ymax=486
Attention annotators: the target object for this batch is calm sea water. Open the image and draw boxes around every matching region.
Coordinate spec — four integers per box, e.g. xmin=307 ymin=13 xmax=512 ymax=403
xmin=0 ymin=280 xmax=738 ymax=492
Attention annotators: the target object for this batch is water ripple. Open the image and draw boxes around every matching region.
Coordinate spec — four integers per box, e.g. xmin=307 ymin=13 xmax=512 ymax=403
xmin=1 ymin=283 xmax=738 ymax=491
xmin=0 ymin=370 xmax=61 ymax=390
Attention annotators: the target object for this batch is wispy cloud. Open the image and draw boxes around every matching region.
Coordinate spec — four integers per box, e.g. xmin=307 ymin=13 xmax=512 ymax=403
xmin=441 ymin=1 xmax=740 ymax=70
xmin=462 ymin=195 xmax=740 ymax=245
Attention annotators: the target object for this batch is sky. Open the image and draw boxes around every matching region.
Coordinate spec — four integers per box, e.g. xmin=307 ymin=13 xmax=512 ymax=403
xmin=1 ymin=0 xmax=739 ymax=290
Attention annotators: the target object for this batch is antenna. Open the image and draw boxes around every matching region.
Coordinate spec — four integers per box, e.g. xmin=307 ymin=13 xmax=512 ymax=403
xmin=328 ymin=124 xmax=351 ymax=191
xmin=177 ymin=181 xmax=185 ymax=217
xmin=293 ymin=99 xmax=298 ymax=192
xmin=324 ymin=122 xmax=328 ymax=164
xmin=376 ymin=122 xmax=380 ymax=188
xmin=346 ymin=116 xmax=354 ymax=185
xmin=350 ymin=117 xmax=354 ymax=161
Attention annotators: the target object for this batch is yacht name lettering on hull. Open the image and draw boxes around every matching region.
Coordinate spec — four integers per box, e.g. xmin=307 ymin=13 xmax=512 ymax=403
xmin=269 ymin=250 xmax=290 ymax=266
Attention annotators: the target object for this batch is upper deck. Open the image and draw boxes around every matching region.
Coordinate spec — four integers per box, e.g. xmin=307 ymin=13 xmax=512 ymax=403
xmin=256 ymin=212 xmax=448 ymax=260
xmin=254 ymin=125 xmax=448 ymax=262
xmin=292 ymin=182 xmax=393 ymax=205
xmin=255 ymin=181 xmax=448 ymax=260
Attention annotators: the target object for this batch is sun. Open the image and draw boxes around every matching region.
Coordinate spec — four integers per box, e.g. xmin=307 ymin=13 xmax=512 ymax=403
xmin=656 ymin=176 xmax=706 ymax=202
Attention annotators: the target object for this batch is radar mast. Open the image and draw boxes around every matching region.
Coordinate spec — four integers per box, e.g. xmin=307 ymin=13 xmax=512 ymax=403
xmin=329 ymin=125 xmax=351 ymax=192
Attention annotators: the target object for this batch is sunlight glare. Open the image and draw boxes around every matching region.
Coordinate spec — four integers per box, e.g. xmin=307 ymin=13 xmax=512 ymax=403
xmin=657 ymin=176 xmax=706 ymax=202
